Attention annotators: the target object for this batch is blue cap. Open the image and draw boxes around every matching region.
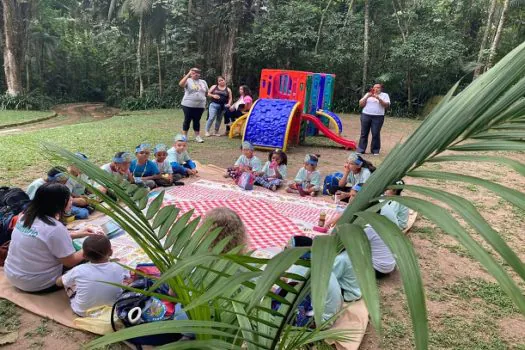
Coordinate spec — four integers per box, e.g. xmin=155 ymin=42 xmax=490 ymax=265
xmin=347 ymin=152 xmax=363 ymax=166
xmin=154 ymin=144 xmax=168 ymax=154
xmin=135 ymin=143 xmax=151 ymax=153
xmin=242 ymin=141 xmax=254 ymax=150
xmin=113 ymin=152 xmax=132 ymax=164
xmin=174 ymin=134 xmax=187 ymax=143
xmin=304 ymin=154 xmax=319 ymax=165
xmin=47 ymin=172 xmax=67 ymax=183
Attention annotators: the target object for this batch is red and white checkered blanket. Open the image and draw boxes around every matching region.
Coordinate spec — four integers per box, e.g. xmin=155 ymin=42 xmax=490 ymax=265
xmin=165 ymin=180 xmax=337 ymax=225
xmin=163 ymin=199 xmax=303 ymax=249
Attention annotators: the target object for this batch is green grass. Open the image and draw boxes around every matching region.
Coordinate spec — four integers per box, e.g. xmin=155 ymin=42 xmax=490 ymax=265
xmin=0 ymin=299 xmax=20 ymax=331
xmin=24 ymin=319 xmax=51 ymax=338
xmin=429 ymin=315 xmax=508 ymax=350
xmin=445 ymin=278 xmax=519 ymax=317
xmin=0 ymin=110 xmax=52 ymax=128
xmin=0 ymin=108 xmax=336 ymax=186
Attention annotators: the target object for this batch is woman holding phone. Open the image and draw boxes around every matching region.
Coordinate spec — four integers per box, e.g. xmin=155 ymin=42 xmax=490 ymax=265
xmin=179 ymin=68 xmax=209 ymax=143
xmin=357 ymin=84 xmax=390 ymax=155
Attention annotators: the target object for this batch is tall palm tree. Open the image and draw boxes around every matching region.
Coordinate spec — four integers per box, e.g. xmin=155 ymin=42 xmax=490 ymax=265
xmin=46 ymin=41 xmax=525 ymax=350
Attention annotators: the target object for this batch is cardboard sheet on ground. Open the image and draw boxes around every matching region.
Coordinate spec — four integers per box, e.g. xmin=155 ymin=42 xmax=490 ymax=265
xmin=0 ymin=163 xmax=415 ymax=349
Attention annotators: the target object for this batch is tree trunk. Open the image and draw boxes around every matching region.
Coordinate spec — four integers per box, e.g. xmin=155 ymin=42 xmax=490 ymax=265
xmin=146 ymin=36 xmax=150 ymax=87
xmin=407 ymin=68 xmax=412 ymax=113
xmin=361 ymin=0 xmax=369 ymax=96
xmin=137 ymin=13 xmax=144 ymax=98
xmin=314 ymin=0 xmax=333 ymax=55
xmin=343 ymin=0 xmax=356 ymax=29
xmin=485 ymin=0 xmax=510 ymax=71
xmin=157 ymin=41 xmax=162 ymax=96
xmin=222 ymin=0 xmax=242 ymax=84
xmin=222 ymin=23 xmax=237 ymax=84
xmin=473 ymin=0 xmax=497 ymax=79
xmin=2 ymin=0 xmax=23 ymax=96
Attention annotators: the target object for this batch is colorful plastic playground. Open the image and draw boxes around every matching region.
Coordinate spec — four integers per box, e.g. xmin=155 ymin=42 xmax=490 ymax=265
xmin=229 ymin=69 xmax=357 ymax=151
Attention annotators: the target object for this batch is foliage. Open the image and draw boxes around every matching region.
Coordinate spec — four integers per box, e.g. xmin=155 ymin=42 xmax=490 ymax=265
xmin=0 ymin=0 xmax=521 ymax=115
xmin=0 ymin=91 xmax=54 ymax=111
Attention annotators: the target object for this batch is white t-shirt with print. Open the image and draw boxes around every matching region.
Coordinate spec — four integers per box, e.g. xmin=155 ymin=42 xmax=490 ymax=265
xmin=4 ymin=217 xmax=75 ymax=292
xmin=62 ymin=262 xmax=128 ymax=316
xmin=363 ymin=92 xmax=390 ymax=116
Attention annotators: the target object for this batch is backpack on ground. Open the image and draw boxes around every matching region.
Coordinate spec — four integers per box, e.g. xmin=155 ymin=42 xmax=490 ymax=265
xmin=0 ymin=187 xmax=30 ymax=262
xmin=323 ymin=172 xmax=343 ymax=195
xmin=111 ymin=274 xmax=182 ymax=348
xmin=0 ymin=187 xmax=30 ymax=215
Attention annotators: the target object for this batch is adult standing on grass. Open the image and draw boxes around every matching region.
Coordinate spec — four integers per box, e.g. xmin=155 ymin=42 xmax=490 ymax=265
xmin=205 ymin=76 xmax=232 ymax=137
xmin=4 ymin=183 xmax=98 ymax=293
xmin=179 ymin=68 xmax=209 ymax=143
xmin=357 ymin=83 xmax=390 ymax=155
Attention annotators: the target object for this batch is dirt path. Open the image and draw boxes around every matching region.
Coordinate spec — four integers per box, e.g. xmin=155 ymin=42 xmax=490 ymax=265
xmin=0 ymin=103 xmax=119 ymax=136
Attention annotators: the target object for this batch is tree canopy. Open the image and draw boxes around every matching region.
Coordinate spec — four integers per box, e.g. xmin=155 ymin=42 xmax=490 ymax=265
xmin=1 ymin=0 xmax=523 ymax=114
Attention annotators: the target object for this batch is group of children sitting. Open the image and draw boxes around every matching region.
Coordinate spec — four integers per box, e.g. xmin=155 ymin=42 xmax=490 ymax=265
xmin=17 ymin=134 xmax=409 ymax=331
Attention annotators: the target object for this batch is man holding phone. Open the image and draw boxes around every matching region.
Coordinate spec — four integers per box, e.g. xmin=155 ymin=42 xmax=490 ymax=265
xmin=357 ymin=84 xmax=390 ymax=155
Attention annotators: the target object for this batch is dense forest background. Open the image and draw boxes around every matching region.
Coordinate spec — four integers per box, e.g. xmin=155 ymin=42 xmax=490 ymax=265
xmin=1 ymin=0 xmax=524 ymax=115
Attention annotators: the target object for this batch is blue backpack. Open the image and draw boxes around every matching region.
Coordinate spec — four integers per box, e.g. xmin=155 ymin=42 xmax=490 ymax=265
xmin=323 ymin=172 xmax=343 ymax=195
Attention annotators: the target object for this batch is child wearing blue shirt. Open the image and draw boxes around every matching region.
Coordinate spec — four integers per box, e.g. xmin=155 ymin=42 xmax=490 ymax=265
xmin=129 ymin=143 xmax=160 ymax=189
xmin=255 ymin=149 xmax=287 ymax=191
xmin=287 ymin=154 xmax=321 ymax=197
xmin=167 ymin=134 xmax=198 ymax=177
xmin=225 ymin=141 xmax=262 ymax=180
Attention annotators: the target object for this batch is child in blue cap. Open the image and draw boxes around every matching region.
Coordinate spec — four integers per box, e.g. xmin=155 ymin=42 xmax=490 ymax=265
xmin=225 ymin=141 xmax=262 ymax=180
xmin=167 ymin=134 xmax=198 ymax=177
xmin=129 ymin=143 xmax=160 ymax=189
xmin=287 ymin=154 xmax=321 ymax=197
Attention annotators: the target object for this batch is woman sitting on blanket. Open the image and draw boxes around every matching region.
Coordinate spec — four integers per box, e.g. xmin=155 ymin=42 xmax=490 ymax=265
xmin=4 ymin=183 xmax=101 ymax=293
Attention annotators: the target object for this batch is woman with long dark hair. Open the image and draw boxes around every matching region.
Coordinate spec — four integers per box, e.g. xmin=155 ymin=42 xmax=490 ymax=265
xmin=224 ymin=85 xmax=253 ymax=134
xmin=5 ymin=183 xmax=97 ymax=293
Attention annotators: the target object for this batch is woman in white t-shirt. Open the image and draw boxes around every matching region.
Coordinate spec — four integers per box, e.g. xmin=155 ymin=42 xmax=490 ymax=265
xmin=5 ymin=183 xmax=97 ymax=293
xmin=358 ymin=83 xmax=390 ymax=155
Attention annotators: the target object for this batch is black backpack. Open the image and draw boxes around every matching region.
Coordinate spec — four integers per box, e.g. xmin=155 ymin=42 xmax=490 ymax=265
xmin=0 ymin=187 xmax=30 ymax=245
xmin=111 ymin=278 xmax=182 ymax=348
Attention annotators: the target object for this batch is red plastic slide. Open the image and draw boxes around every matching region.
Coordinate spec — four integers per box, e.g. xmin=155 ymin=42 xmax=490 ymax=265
xmin=302 ymin=114 xmax=356 ymax=150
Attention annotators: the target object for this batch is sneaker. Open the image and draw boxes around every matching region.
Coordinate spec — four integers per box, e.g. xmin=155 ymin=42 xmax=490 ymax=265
xmin=372 ymin=153 xmax=380 ymax=156
xmin=205 ymin=131 xmax=211 ymax=137
xmin=214 ymin=131 xmax=221 ymax=136
xmin=270 ymin=184 xmax=277 ymax=192
xmin=195 ymin=135 xmax=204 ymax=143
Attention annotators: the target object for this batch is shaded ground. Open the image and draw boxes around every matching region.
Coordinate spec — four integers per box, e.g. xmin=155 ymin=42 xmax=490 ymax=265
xmin=0 ymin=108 xmax=523 ymax=349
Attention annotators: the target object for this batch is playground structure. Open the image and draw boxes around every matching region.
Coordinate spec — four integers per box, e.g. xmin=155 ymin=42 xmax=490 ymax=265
xmin=229 ymin=69 xmax=356 ymax=151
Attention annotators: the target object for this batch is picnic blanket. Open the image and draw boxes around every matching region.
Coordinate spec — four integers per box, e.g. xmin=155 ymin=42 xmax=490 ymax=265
xmin=0 ymin=163 xmax=416 ymax=349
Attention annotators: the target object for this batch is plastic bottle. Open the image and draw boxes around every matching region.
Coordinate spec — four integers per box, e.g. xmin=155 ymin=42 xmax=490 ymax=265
xmin=318 ymin=211 xmax=326 ymax=227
